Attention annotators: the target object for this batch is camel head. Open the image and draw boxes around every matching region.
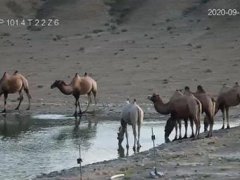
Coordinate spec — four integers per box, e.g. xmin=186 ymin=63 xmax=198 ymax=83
xmin=0 ymin=72 xmax=8 ymax=92
xmin=50 ymin=80 xmax=63 ymax=89
xmin=0 ymin=72 xmax=7 ymax=83
xmin=164 ymin=117 xmax=175 ymax=142
xmin=147 ymin=93 xmax=160 ymax=103
xmin=117 ymin=126 xmax=124 ymax=145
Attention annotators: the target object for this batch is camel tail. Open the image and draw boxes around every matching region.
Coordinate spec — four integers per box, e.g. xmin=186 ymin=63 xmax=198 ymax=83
xmin=21 ymin=76 xmax=31 ymax=99
xmin=137 ymin=106 xmax=144 ymax=126
xmin=196 ymin=99 xmax=202 ymax=123
xmin=93 ymin=79 xmax=97 ymax=92
xmin=214 ymin=100 xmax=219 ymax=115
xmin=212 ymin=100 xmax=216 ymax=117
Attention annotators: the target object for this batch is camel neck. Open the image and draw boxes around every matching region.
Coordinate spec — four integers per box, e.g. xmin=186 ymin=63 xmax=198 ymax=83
xmin=153 ymin=99 xmax=171 ymax=115
xmin=57 ymin=83 xmax=73 ymax=95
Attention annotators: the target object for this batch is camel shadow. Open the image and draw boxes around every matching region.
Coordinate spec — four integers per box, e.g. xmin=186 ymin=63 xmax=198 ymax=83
xmin=0 ymin=113 xmax=32 ymax=138
xmin=71 ymin=115 xmax=98 ymax=149
xmin=117 ymin=144 xmax=129 ymax=158
xmin=117 ymin=144 xmax=141 ymax=158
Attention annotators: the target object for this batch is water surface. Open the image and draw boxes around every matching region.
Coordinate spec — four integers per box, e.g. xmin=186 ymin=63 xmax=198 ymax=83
xmin=0 ymin=113 xmax=239 ymax=180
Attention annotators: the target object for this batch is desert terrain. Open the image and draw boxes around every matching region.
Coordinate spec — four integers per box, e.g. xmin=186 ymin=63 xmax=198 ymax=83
xmin=0 ymin=0 xmax=240 ymax=179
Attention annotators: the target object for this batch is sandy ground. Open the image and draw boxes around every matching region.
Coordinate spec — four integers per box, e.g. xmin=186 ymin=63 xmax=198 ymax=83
xmin=0 ymin=0 xmax=240 ymax=179
xmin=0 ymin=0 xmax=240 ymax=111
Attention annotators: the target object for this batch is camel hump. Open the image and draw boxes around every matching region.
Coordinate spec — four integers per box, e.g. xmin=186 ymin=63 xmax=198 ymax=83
xmin=197 ymin=85 xmax=206 ymax=93
xmin=183 ymin=86 xmax=192 ymax=95
xmin=185 ymin=86 xmax=190 ymax=91
xmin=74 ymin=73 xmax=81 ymax=79
xmin=234 ymin=82 xmax=239 ymax=87
xmin=183 ymin=87 xmax=191 ymax=96
xmin=13 ymin=70 xmax=18 ymax=75
xmin=170 ymin=90 xmax=183 ymax=101
xmin=220 ymin=84 xmax=231 ymax=93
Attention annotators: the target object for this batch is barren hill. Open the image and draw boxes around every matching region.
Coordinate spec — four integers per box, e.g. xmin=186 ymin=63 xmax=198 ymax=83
xmin=0 ymin=0 xmax=240 ymax=110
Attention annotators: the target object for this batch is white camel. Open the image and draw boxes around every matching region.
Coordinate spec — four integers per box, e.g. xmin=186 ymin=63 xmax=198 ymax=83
xmin=117 ymin=99 xmax=144 ymax=151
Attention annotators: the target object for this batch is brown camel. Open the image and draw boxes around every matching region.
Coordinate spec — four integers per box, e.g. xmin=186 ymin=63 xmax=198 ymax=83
xmin=0 ymin=71 xmax=31 ymax=112
xmin=215 ymin=82 xmax=240 ymax=129
xmin=117 ymin=99 xmax=144 ymax=151
xmin=168 ymin=90 xmax=190 ymax=140
xmin=50 ymin=80 xmax=79 ymax=115
xmin=51 ymin=73 xmax=97 ymax=115
xmin=70 ymin=73 xmax=97 ymax=112
xmin=184 ymin=86 xmax=215 ymax=137
xmin=148 ymin=93 xmax=201 ymax=142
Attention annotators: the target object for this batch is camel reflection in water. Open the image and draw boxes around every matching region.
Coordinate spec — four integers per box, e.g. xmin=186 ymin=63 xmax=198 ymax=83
xmin=0 ymin=113 xmax=133 ymax=159
xmin=0 ymin=113 xmax=32 ymax=138
xmin=52 ymin=115 xmax=98 ymax=150
xmin=117 ymin=144 xmax=129 ymax=158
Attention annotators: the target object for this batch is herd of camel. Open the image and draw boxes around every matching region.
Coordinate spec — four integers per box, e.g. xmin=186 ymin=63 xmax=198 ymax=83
xmin=118 ymin=82 xmax=240 ymax=150
xmin=0 ymin=71 xmax=97 ymax=116
xmin=0 ymin=71 xmax=240 ymax=150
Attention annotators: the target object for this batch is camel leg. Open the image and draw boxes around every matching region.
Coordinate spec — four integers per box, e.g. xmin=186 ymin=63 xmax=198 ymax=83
xmin=2 ymin=93 xmax=8 ymax=113
xmin=93 ymin=91 xmax=97 ymax=105
xmin=74 ymin=95 xmax=80 ymax=116
xmin=24 ymin=88 xmax=31 ymax=110
xmin=221 ymin=108 xmax=225 ymax=129
xmin=173 ymin=122 xmax=178 ymax=141
xmin=208 ymin=119 xmax=214 ymax=137
xmin=204 ymin=116 xmax=208 ymax=132
xmin=205 ymin=112 xmax=213 ymax=137
xmin=183 ymin=119 xmax=188 ymax=139
xmin=15 ymin=90 xmax=23 ymax=110
xmin=226 ymin=107 xmax=230 ymax=129
xmin=197 ymin=120 xmax=201 ymax=138
xmin=89 ymin=92 xmax=92 ymax=104
xmin=132 ymin=125 xmax=137 ymax=152
xmin=77 ymin=101 xmax=81 ymax=115
xmin=85 ymin=93 xmax=91 ymax=113
xmin=125 ymin=126 xmax=129 ymax=149
xmin=190 ymin=119 xmax=194 ymax=138
xmin=74 ymin=100 xmax=78 ymax=116
xmin=178 ymin=120 xmax=182 ymax=139
xmin=194 ymin=118 xmax=200 ymax=138
xmin=93 ymin=91 xmax=97 ymax=113
xmin=194 ymin=121 xmax=197 ymax=138
xmin=137 ymin=124 xmax=141 ymax=149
